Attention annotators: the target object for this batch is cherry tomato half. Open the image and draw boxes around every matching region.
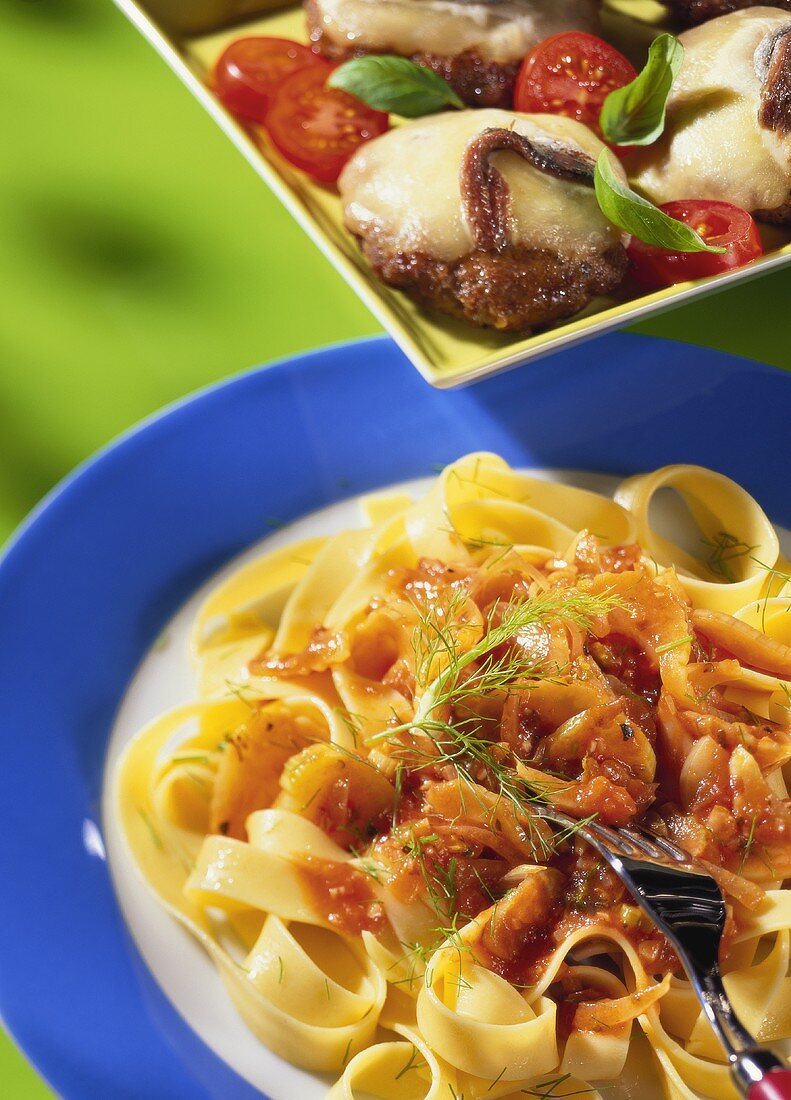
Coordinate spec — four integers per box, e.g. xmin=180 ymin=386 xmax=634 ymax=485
xmin=513 ymin=31 xmax=637 ymax=140
xmin=214 ymin=37 xmax=324 ymax=123
xmin=627 ymin=200 xmax=763 ymax=289
xmin=266 ymin=64 xmax=389 ymax=185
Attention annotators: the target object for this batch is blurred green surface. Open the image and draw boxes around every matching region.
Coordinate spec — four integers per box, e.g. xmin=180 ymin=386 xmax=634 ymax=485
xmin=2 ymin=0 xmax=790 ymax=1095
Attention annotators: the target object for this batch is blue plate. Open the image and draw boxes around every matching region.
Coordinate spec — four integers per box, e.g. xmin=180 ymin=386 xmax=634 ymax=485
xmin=1 ymin=334 xmax=789 ymax=1100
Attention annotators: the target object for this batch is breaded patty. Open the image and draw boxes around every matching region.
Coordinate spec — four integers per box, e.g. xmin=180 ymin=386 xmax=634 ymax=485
xmin=339 ymin=109 xmax=628 ymax=332
xmin=356 ymin=237 xmax=627 ymax=332
xmin=665 ymin=0 xmax=791 ymax=24
xmin=305 ymin=0 xmax=600 ymax=107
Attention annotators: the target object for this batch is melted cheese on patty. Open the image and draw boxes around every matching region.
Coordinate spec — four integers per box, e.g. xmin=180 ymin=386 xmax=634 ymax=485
xmin=339 ymin=109 xmax=627 ymax=263
xmin=310 ymin=0 xmax=600 ymax=65
xmin=630 ymin=8 xmax=791 ymax=213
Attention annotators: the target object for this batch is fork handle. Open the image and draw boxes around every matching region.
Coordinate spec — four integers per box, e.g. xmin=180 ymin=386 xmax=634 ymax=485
xmin=733 ymin=1051 xmax=791 ymax=1100
xmin=746 ymin=1070 xmax=791 ymax=1100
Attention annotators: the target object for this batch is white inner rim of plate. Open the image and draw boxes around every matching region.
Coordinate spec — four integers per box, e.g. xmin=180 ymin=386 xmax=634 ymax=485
xmin=102 ymin=468 xmax=791 ymax=1099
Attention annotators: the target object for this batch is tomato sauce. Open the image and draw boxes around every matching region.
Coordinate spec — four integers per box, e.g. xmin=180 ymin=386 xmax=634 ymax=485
xmin=588 ymin=632 xmax=662 ymax=704
xmin=297 ymin=856 xmax=385 ymax=936
xmin=473 ymin=931 xmax=557 ymax=988
xmin=282 ymin=551 xmax=786 ymax=1007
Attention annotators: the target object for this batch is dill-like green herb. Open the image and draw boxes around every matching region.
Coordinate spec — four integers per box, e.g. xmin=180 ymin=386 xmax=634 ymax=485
xmin=390 ymin=940 xmax=433 ymax=989
xmin=356 ymin=858 xmax=383 ymax=883
xmin=456 ymin=532 xmax=513 ymax=552
xmin=138 ymin=808 xmax=163 ymax=850
xmin=216 ymin=732 xmax=233 ymax=753
xmin=392 ymin=763 xmax=404 ymax=829
xmin=738 ymin=811 xmax=776 ymax=877
xmin=306 ymin=732 xmax=385 ymax=777
xmin=223 ymin=678 xmax=256 ymax=709
xmin=484 ymin=544 xmax=518 ymax=570
xmin=300 ymin=788 xmax=321 ymax=812
xmin=701 ymin=531 xmax=757 ymax=583
xmin=701 ymin=535 xmax=791 ymax=630
xmin=550 ymin=812 xmax=600 ymax=849
xmin=371 ymin=588 xmax=621 ymax=859
xmin=445 ymin=465 xmax=514 ymax=502
xmin=655 ymin=634 xmax=694 ymax=654
xmin=411 ymin=587 xmax=621 ymax=696
xmin=402 ymin=833 xmax=441 ymax=852
xmin=396 ymin=915 xmax=474 ymax=995
xmin=436 ymin=918 xmax=475 ymax=993
xmin=399 ymin=938 xmax=436 ymax=964
xmin=394 ymin=1046 xmax=427 ymax=1081
xmin=488 ymin=1067 xmax=508 ymax=1092
xmin=752 ymin=559 xmax=791 ymax=633
xmin=738 ymin=813 xmax=758 ymax=875
xmin=522 ymin=1073 xmax=600 ymax=1099
xmin=402 ymin=831 xmax=459 ymax=920
xmin=739 ymin=703 xmax=766 ymax=726
xmin=333 ymin=706 xmax=365 ymax=748
xmin=759 ymin=561 xmax=791 ymax=592
xmin=471 ymin=863 xmax=500 ymax=905
xmin=440 ymin=524 xmax=515 ymax=568
xmin=184 ymin=769 xmax=209 ymax=792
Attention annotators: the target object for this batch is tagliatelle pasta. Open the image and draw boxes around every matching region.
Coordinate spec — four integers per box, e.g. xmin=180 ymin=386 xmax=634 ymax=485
xmin=115 ymin=455 xmax=791 ymax=1099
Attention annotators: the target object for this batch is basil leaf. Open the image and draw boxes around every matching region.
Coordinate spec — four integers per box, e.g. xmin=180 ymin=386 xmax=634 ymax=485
xmin=594 ymin=150 xmax=726 ymax=253
xmin=327 ymin=55 xmax=464 ymax=117
xmin=600 ymin=33 xmax=684 ymax=146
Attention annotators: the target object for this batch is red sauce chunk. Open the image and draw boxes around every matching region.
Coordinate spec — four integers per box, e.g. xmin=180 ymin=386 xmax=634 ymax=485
xmin=588 ymin=632 xmax=661 ymax=704
xmin=297 ymin=856 xmax=385 ymax=936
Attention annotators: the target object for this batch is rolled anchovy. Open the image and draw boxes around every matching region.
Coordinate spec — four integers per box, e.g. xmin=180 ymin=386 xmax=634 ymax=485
xmin=461 ymin=126 xmax=596 ymax=252
xmin=756 ymin=24 xmax=791 ymax=133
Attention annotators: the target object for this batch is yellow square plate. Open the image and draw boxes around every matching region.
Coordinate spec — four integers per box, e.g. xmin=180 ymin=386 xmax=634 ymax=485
xmin=114 ymin=0 xmax=791 ymax=387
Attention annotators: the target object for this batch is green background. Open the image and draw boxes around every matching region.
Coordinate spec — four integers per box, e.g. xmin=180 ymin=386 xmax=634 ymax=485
xmin=2 ymin=1 xmax=790 ymax=1094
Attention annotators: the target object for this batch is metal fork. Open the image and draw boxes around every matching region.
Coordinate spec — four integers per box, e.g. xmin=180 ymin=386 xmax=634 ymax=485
xmin=535 ymin=805 xmax=791 ymax=1100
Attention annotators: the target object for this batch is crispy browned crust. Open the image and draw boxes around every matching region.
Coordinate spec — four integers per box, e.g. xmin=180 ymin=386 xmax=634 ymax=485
xmin=354 ymin=235 xmax=628 ymax=333
xmin=304 ymin=0 xmax=519 ymax=107
xmin=754 ymin=197 xmax=791 ymax=224
xmin=664 ymin=0 xmax=791 ymax=25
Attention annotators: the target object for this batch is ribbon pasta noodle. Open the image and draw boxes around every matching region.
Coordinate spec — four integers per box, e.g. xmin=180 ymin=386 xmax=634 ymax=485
xmin=115 ymin=455 xmax=791 ymax=1099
